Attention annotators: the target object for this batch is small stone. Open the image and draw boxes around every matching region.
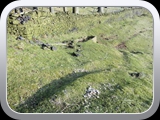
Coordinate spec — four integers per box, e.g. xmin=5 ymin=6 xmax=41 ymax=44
xmin=95 ymin=90 xmax=100 ymax=95
xmin=83 ymin=95 xmax=87 ymax=98
xmin=50 ymin=46 xmax=57 ymax=51
xmin=85 ymin=110 xmax=88 ymax=113
xmin=41 ymin=43 xmax=48 ymax=49
xmin=71 ymin=52 xmax=80 ymax=57
xmin=83 ymin=86 xmax=100 ymax=98
xmin=16 ymin=36 xmax=25 ymax=40
xmin=88 ymin=86 xmax=92 ymax=90
xmin=88 ymin=94 xmax=92 ymax=98
xmin=76 ymin=49 xmax=81 ymax=52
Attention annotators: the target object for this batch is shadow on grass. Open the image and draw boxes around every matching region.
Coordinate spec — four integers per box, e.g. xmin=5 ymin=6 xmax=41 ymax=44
xmin=16 ymin=69 xmax=105 ymax=113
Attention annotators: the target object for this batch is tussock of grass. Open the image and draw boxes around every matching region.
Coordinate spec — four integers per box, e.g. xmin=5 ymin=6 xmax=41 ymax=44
xmin=7 ymin=7 xmax=153 ymax=113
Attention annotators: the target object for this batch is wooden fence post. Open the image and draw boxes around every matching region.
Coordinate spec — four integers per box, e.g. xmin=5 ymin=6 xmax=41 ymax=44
xmin=63 ymin=7 xmax=68 ymax=13
xmin=15 ymin=8 xmax=18 ymax=13
xmin=14 ymin=7 xmax=24 ymax=14
xmin=49 ymin=7 xmax=54 ymax=13
xmin=97 ymin=7 xmax=104 ymax=13
xmin=72 ymin=7 xmax=79 ymax=14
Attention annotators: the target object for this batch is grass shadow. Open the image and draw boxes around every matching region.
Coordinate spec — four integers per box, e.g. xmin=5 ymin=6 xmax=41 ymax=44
xmin=16 ymin=69 xmax=105 ymax=113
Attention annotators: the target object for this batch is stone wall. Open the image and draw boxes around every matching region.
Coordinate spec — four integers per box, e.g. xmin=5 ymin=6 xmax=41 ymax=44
xmin=7 ymin=7 xmax=147 ymax=40
xmin=7 ymin=10 xmax=80 ymax=40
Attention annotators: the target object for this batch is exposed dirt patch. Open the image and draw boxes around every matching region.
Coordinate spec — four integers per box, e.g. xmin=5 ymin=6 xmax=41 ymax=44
xmin=100 ymin=34 xmax=118 ymax=41
xmin=115 ymin=29 xmax=149 ymax=50
xmin=115 ymin=42 xmax=127 ymax=49
xmin=127 ymin=29 xmax=148 ymax=40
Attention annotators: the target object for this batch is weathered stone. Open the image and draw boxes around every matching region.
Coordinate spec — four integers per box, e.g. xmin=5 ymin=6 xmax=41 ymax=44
xmin=16 ymin=36 xmax=25 ymax=40
xmin=92 ymin=36 xmax=97 ymax=43
xmin=50 ymin=46 xmax=57 ymax=51
xmin=71 ymin=52 xmax=80 ymax=57
xmin=83 ymin=86 xmax=100 ymax=98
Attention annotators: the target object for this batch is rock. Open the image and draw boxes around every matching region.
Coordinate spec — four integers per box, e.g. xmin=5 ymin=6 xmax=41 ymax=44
xmin=17 ymin=15 xmax=31 ymax=24
xmin=41 ymin=43 xmax=49 ymax=49
xmin=76 ymin=48 xmax=81 ymax=52
xmin=87 ymin=86 xmax=92 ymax=91
xmin=83 ymin=95 xmax=87 ymax=98
xmin=129 ymin=72 xmax=140 ymax=78
xmin=68 ymin=27 xmax=78 ymax=32
xmin=95 ymin=90 xmax=100 ymax=95
xmin=88 ymin=36 xmax=97 ymax=43
xmin=83 ymin=86 xmax=100 ymax=98
xmin=68 ymin=45 xmax=74 ymax=48
xmin=50 ymin=46 xmax=57 ymax=51
xmin=71 ymin=52 xmax=80 ymax=57
xmin=16 ymin=36 xmax=25 ymax=40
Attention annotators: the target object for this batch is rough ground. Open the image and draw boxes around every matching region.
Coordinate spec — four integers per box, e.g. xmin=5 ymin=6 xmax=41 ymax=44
xmin=7 ymin=7 xmax=153 ymax=113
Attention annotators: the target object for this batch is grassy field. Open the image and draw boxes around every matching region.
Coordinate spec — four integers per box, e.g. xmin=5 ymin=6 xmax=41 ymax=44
xmin=7 ymin=7 xmax=153 ymax=113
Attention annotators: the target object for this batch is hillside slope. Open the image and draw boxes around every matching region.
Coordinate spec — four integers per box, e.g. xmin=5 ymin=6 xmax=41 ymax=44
xmin=7 ymin=7 xmax=153 ymax=113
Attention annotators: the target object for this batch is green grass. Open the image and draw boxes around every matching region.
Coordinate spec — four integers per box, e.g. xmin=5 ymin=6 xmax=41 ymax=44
xmin=7 ymin=7 xmax=153 ymax=113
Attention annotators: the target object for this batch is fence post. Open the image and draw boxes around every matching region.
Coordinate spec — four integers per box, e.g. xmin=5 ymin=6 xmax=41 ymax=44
xmin=97 ymin=7 xmax=104 ymax=13
xmin=63 ymin=7 xmax=68 ymax=13
xmin=15 ymin=8 xmax=18 ymax=13
xmin=49 ymin=7 xmax=54 ymax=13
xmin=72 ymin=7 xmax=79 ymax=14
xmin=14 ymin=7 xmax=24 ymax=14
xmin=33 ymin=7 xmax=38 ymax=10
